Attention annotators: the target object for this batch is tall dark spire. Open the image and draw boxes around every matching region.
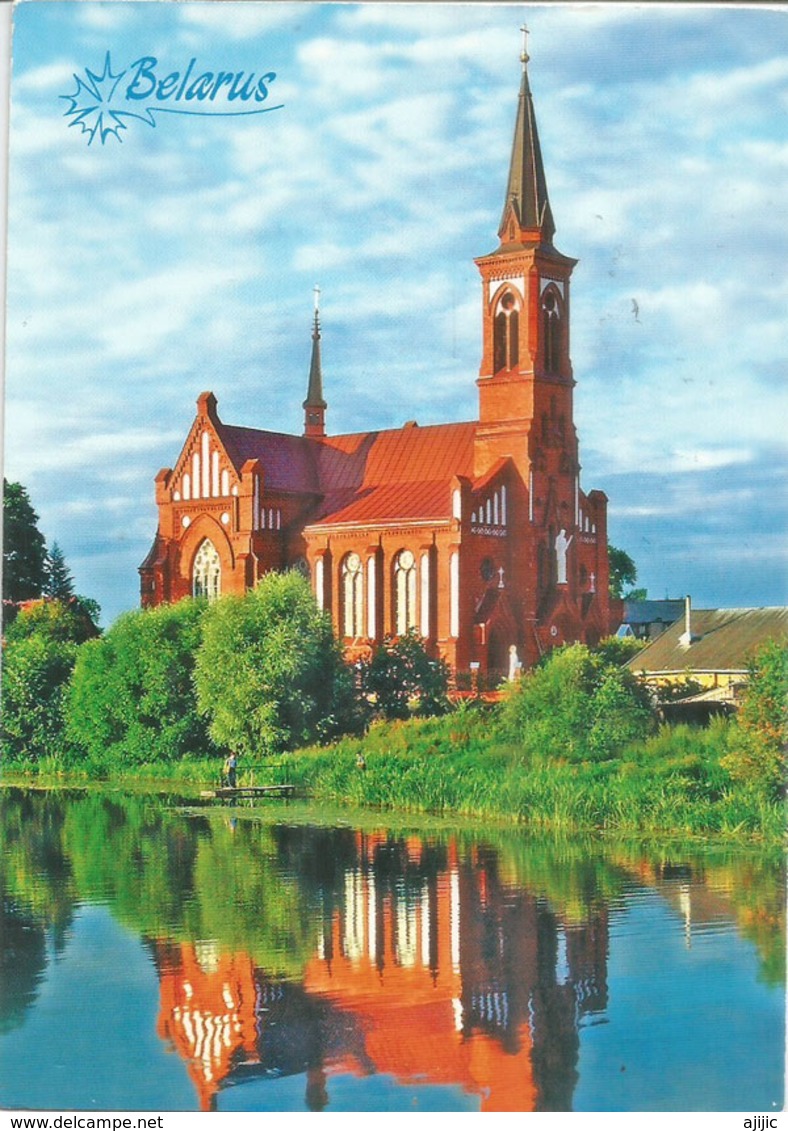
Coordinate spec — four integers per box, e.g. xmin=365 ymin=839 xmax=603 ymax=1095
xmin=303 ymin=285 xmax=327 ymax=438
xmin=498 ymin=27 xmax=555 ymax=247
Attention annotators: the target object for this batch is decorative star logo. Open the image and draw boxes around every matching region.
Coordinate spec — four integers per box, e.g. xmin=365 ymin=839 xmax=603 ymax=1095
xmin=60 ymin=52 xmax=146 ymax=145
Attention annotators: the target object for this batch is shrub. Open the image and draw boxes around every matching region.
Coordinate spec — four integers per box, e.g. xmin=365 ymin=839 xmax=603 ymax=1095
xmin=592 ymin=634 xmax=644 ymax=666
xmin=721 ymin=639 xmax=788 ymax=796
xmin=194 ymin=571 xmax=359 ymax=758
xmin=66 ymin=599 xmax=212 ymax=766
xmin=501 ymin=643 xmax=654 ymax=761
xmin=360 ymin=630 xmax=451 ymax=720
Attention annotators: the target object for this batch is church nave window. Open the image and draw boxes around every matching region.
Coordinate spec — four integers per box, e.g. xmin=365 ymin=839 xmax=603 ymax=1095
xmin=193 ymin=539 xmax=221 ymax=601
xmin=394 ymin=549 xmax=417 ymax=636
xmin=341 ymin=552 xmax=364 ymax=638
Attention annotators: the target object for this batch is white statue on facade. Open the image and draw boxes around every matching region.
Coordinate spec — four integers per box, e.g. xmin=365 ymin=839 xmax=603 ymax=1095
xmin=555 ymin=528 xmax=573 ymax=585
xmin=508 ymin=644 xmax=520 ymax=681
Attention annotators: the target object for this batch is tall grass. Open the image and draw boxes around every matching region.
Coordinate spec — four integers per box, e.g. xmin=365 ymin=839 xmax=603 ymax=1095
xmin=6 ymin=706 xmax=782 ymax=845
xmin=283 ymin=712 xmax=784 ymax=844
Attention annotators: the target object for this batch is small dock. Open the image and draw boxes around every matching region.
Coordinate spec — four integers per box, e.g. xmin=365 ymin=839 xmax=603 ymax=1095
xmin=200 ymin=784 xmax=296 ymax=801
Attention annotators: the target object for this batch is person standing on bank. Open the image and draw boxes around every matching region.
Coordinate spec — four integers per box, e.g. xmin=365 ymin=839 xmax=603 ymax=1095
xmin=223 ymin=752 xmax=238 ymax=788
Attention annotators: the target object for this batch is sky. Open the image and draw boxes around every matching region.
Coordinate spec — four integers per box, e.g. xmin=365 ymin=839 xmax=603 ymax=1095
xmin=4 ymin=0 xmax=787 ymax=626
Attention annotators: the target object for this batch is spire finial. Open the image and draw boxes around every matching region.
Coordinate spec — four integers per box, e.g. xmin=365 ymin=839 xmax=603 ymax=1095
xmin=520 ymin=23 xmax=530 ymax=69
xmin=312 ymin=284 xmax=321 ymax=336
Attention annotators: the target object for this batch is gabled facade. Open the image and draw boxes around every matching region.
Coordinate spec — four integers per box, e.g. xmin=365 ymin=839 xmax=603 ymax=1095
xmin=140 ymin=50 xmax=610 ymax=677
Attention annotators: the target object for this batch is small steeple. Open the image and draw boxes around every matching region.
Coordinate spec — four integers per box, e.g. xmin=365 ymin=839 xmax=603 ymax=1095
xmin=498 ymin=27 xmax=555 ymax=247
xmin=303 ymin=285 xmax=327 ymax=438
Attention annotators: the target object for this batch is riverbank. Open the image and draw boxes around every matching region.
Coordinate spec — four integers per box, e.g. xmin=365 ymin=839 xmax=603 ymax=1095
xmin=5 ymin=711 xmax=783 ymax=846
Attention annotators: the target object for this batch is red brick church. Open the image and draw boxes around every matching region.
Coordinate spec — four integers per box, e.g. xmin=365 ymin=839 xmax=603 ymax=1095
xmin=140 ymin=49 xmax=610 ymax=677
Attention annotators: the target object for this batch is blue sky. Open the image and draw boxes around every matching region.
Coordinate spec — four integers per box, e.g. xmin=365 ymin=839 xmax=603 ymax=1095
xmin=5 ymin=1 xmax=787 ymax=626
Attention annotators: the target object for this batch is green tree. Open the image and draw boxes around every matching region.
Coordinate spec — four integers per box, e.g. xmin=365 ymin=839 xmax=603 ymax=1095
xmin=1 ymin=598 xmax=100 ymax=764
xmin=721 ymin=639 xmax=788 ymax=796
xmin=361 ymin=630 xmax=450 ymax=720
xmin=5 ymin=596 xmax=98 ymax=646
xmin=66 ymin=599 xmax=213 ymax=767
xmin=194 ymin=571 xmax=358 ymax=758
xmin=608 ymin=544 xmax=640 ymax=600
xmin=44 ymin=542 xmax=75 ymax=600
xmin=3 ymin=480 xmax=48 ymax=605
xmin=1 ymin=633 xmax=78 ymax=763
xmin=501 ymin=642 xmax=654 ymax=762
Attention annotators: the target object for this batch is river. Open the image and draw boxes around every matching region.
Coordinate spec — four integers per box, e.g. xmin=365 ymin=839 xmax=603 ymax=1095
xmin=0 ymin=786 xmax=783 ymax=1112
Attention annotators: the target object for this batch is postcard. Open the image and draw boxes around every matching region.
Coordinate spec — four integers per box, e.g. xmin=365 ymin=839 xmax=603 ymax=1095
xmin=1 ymin=1 xmax=785 ymax=1123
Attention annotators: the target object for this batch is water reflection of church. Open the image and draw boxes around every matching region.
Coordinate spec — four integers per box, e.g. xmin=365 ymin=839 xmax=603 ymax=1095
xmin=152 ymin=832 xmax=608 ymax=1111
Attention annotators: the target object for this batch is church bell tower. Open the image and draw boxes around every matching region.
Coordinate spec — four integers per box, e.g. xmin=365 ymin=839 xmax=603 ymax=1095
xmin=474 ymin=31 xmax=578 ymax=483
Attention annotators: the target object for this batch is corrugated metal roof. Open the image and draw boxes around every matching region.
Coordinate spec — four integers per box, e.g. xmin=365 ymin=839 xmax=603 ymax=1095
xmin=317 ymin=421 xmax=476 ymax=490
xmin=627 ymin=607 xmax=788 ymax=674
xmin=218 ymin=420 xmax=477 ymax=501
xmin=220 ymin=425 xmax=320 ymax=494
xmin=308 ymin=479 xmax=454 ymax=528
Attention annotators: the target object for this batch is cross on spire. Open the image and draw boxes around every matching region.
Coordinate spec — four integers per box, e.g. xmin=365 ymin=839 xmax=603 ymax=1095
xmin=313 ymin=283 xmax=321 ymax=312
xmin=520 ymin=23 xmax=530 ymax=67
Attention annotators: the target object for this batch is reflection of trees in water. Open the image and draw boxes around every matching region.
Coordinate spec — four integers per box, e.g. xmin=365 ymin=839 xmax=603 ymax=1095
xmin=0 ymin=900 xmax=49 ymax=1034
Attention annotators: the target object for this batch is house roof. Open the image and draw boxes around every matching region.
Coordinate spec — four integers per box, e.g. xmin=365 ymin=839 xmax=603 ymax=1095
xmin=621 ymin=599 xmax=685 ymax=627
xmin=627 ymin=607 xmax=788 ymax=675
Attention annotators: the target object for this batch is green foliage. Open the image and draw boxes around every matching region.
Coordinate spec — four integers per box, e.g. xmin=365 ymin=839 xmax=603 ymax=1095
xmin=65 ymin=599 xmax=214 ymax=768
xmin=607 ymin=544 xmax=638 ymax=600
xmin=1 ymin=597 xmax=99 ymax=764
xmin=500 ymin=643 xmax=655 ymax=762
xmin=3 ymin=480 xmax=48 ymax=606
xmin=592 ymin=634 xmax=644 ymax=666
xmin=1 ymin=634 xmax=78 ymax=762
xmin=654 ymin=675 xmax=705 ymax=704
xmin=721 ymin=639 xmax=788 ymax=796
xmin=44 ymin=542 xmax=75 ymax=600
xmin=194 ymin=571 xmax=358 ymax=758
xmin=360 ymin=630 xmax=450 ymax=720
xmin=5 ymin=597 xmax=99 ymax=646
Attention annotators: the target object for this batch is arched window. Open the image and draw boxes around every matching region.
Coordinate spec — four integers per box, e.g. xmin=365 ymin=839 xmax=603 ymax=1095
xmin=341 ymin=552 xmax=364 ymax=638
xmin=542 ymin=287 xmax=563 ymax=375
xmin=193 ymin=539 xmax=221 ymax=600
xmin=394 ymin=549 xmax=417 ymax=635
xmin=493 ymin=291 xmax=520 ymax=373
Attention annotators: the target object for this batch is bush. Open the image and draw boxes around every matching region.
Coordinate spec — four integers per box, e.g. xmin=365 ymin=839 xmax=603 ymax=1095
xmin=592 ymin=634 xmax=644 ymax=666
xmin=721 ymin=639 xmax=788 ymax=796
xmin=360 ymin=630 xmax=451 ymax=720
xmin=194 ymin=571 xmax=359 ymax=758
xmin=66 ymin=599 xmax=213 ymax=767
xmin=501 ymin=643 xmax=654 ymax=761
